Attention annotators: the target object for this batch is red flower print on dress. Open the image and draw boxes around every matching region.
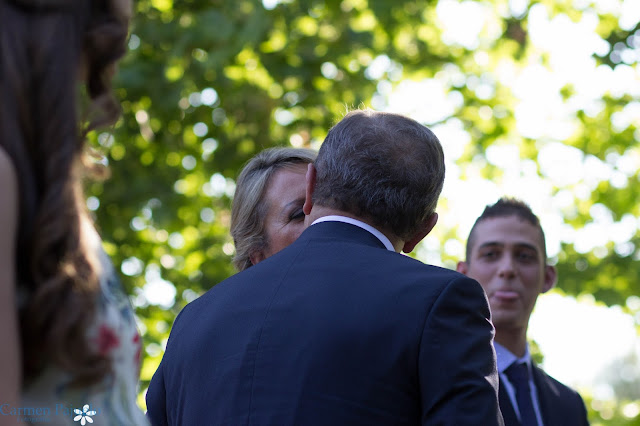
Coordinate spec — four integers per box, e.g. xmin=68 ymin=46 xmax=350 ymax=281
xmin=133 ymin=333 xmax=142 ymax=367
xmin=97 ymin=325 xmax=120 ymax=355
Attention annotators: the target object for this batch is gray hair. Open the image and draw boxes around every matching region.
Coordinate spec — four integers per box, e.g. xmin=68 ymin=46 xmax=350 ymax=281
xmin=231 ymin=147 xmax=317 ymax=271
xmin=313 ymin=109 xmax=445 ymax=240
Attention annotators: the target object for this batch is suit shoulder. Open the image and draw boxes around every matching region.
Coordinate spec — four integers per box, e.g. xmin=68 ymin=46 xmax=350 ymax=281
xmin=168 ymin=262 xmax=282 ymax=334
xmin=378 ymin=253 xmax=486 ymax=302
xmin=534 ymin=366 xmax=589 ymax=424
xmin=415 ymin=259 xmax=486 ymax=294
xmin=394 ymin=253 xmax=476 ymax=280
xmin=168 ymin=273 xmax=237 ymax=328
xmin=534 ymin=365 xmax=586 ymax=402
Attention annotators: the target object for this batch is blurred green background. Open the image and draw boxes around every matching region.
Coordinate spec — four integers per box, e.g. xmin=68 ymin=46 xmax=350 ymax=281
xmin=89 ymin=0 xmax=640 ymax=423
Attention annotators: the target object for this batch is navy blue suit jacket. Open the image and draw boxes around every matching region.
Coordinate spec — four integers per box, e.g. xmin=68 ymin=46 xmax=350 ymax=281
xmin=499 ymin=365 xmax=589 ymax=426
xmin=146 ymin=221 xmax=503 ymax=425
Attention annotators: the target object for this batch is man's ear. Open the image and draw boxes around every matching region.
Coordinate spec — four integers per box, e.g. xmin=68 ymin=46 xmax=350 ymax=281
xmin=402 ymin=213 xmax=438 ymax=254
xmin=303 ymin=163 xmax=316 ymax=215
xmin=456 ymin=261 xmax=468 ymax=275
xmin=542 ymin=264 xmax=557 ymax=293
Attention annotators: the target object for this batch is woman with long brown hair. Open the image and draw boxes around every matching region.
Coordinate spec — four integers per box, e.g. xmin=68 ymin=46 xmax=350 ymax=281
xmin=0 ymin=0 xmax=147 ymax=424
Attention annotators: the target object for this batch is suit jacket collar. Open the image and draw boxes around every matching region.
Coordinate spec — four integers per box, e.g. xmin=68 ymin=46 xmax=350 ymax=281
xmin=298 ymin=220 xmax=388 ymax=251
xmin=310 ymin=215 xmax=395 ymax=251
xmin=531 ymin=365 xmax=563 ymax=426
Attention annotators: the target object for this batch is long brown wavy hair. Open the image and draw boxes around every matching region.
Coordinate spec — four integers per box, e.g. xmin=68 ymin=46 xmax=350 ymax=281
xmin=0 ymin=0 xmax=131 ymax=386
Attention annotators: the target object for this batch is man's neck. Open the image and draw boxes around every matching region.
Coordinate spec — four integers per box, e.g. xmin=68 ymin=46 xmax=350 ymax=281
xmin=494 ymin=328 xmax=528 ymax=358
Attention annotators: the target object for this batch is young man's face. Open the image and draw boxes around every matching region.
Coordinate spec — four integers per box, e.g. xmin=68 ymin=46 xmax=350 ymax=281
xmin=457 ymin=215 xmax=556 ymax=333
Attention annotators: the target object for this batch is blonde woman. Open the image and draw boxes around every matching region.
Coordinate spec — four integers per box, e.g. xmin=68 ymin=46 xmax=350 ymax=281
xmin=230 ymin=147 xmax=317 ymax=271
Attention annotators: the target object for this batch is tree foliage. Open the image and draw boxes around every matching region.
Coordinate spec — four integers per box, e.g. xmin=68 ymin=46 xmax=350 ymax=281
xmin=88 ymin=0 xmax=640 ymax=420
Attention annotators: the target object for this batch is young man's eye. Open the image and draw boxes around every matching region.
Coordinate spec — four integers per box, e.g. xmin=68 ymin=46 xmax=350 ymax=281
xmin=517 ymin=252 xmax=537 ymax=262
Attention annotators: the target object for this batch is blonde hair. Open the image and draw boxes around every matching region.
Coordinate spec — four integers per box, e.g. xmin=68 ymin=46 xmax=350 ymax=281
xmin=230 ymin=147 xmax=317 ymax=271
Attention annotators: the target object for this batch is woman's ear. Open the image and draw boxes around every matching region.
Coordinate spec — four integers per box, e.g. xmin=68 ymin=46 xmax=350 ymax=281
xmin=249 ymin=251 xmax=266 ymax=266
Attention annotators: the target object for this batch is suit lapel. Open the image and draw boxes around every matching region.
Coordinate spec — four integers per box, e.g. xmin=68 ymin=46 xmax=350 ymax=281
xmin=532 ymin=365 xmax=559 ymax=426
xmin=499 ymin=377 xmax=520 ymax=426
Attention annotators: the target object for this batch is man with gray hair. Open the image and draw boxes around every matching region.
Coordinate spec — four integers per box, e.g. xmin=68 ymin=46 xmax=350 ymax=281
xmin=147 ymin=109 xmax=504 ymax=425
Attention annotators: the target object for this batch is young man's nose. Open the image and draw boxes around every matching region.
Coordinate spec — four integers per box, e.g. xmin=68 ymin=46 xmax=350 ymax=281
xmin=497 ymin=255 xmax=516 ymax=278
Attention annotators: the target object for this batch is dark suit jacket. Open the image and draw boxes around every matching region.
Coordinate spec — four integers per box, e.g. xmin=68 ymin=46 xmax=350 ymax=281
xmin=499 ymin=364 xmax=589 ymax=426
xmin=146 ymin=221 xmax=503 ymax=426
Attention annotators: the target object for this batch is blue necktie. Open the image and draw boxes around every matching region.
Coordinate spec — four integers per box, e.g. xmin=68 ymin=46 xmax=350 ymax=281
xmin=505 ymin=362 xmax=538 ymax=426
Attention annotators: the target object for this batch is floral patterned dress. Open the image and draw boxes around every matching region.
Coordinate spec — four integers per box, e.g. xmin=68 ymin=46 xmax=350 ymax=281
xmin=20 ymin=225 xmax=149 ymax=426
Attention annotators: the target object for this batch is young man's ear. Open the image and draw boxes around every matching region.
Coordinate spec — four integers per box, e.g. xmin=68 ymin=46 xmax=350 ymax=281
xmin=456 ymin=261 xmax=469 ymax=275
xmin=402 ymin=213 xmax=438 ymax=254
xmin=303 ymin=163 xmax=316 ymax=216
xmin=542 ymin=264 xmax=557 ymax=293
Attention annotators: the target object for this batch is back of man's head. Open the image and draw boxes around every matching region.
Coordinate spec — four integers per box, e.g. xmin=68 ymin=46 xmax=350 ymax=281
xmin=313 ymin=109 xmax=445 ymax=240
xmin=466 ymin=197 xmax=547 ymax=262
